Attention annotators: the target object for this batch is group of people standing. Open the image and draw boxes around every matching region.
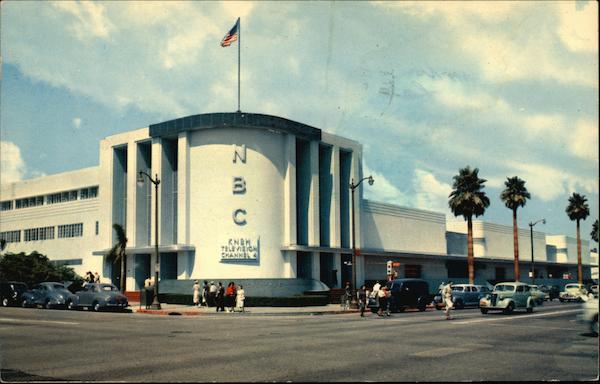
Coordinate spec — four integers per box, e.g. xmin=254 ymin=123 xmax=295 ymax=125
xmin=193 ymin=280 xmax=245 ymax=312
xmin=84 ymin=271 xmax=100 ymax=284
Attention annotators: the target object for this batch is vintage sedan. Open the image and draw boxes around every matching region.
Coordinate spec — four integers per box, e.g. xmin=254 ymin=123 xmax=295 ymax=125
xmin=479 ymin=282 xmax=535 ymax=314
xmin=21 ymin=282 xmax=77 ymax=309
xmin=433 ymin=284 xmax=491 ymax=310
xmin=70 ymin=283 xmax=128 ymax=311
xmin=559 ymin=283 xmax=588 ymax=302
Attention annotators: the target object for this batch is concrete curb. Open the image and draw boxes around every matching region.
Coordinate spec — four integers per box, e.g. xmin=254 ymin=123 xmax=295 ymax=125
xmin=132 ymin=308 xmax=361 ymax=316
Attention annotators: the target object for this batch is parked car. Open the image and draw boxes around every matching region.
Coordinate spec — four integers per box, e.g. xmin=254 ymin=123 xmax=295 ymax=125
xmin=70 ymin=283 xmax=128 ymax=311
xmin=559 ymin=283 xmax=588 ymax=302
xmin=540 ymin=285 xmax=560 ymax=301
xmin=576 ymin=294 xmax=599 ymax=335
xmin=1 ymin=281 xmax=28 ymax=307
xmin=479 ymin=282 xmax=535 ymax=314
xmin=21 ymin=282 xmax=77 ymax=309
xmin=588 ymin=284 xmax=598 ymax=298
xmin=433 ymin=284 xmax=491 ymax=309
xmin=528 ymin=285 xmax=547 ymax=305
xmin=385 ymin=278 xmax=430 ymax=312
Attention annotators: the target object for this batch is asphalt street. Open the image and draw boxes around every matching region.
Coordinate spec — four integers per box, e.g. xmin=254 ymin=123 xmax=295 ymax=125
xmin=0 ymin=301 xmax=597 ymax=382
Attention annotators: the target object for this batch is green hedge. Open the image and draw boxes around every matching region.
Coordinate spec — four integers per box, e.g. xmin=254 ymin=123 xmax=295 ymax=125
xmin=158 ymin=294 xmax=329 ymax=307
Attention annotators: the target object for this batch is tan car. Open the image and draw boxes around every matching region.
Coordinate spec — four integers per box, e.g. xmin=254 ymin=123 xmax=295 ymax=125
xmin=559 ymin=283 xmax=587 ymax=302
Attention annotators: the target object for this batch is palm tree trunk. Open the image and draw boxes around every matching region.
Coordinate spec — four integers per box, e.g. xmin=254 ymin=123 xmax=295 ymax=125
xmin=467 ymin=216 xmax=474 ymax=284
xmin=577 ymin=219 xmax=582 ymax=285
xmin=120 ymin=254 xmax=126 ymax=292
xmin=513 ymin=208 xmax=520 ymax=282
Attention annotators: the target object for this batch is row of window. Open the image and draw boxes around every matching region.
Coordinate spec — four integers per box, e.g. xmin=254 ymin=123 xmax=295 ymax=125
xmin=1 ymin=223 xmax=86 ymax=243
xmin=1 ymin=186 xmax=99 ymax=211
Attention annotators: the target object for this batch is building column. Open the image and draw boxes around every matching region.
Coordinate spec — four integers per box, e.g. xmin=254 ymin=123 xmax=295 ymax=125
xmin=151 ymin=138 xmax=163 ymax=246
xmin=351 ymin=150 xmax=362 ymax=249
xmin=308 ymin=141 xmax=320 ymax=247
xmin=283 ymin=134 xmax=297 ymax=246
xmin=283 ymin=250 xmax=297 ymax=278
xmin=311 ymin=252 xmax=321 ymax=281
xmin=126 ymin=141 xmax=138 ymax=247
xmin=177 ymin=132 xmax=190 ymax=245
xmin=330 ymin=146 xmax=341 ymax=248
xmin=177 ymin=251 xmax=190 ymax=279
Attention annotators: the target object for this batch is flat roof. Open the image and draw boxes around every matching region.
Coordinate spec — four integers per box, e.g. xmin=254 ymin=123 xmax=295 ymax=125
xmin=149 ymin=112 xmax=322 ymax=141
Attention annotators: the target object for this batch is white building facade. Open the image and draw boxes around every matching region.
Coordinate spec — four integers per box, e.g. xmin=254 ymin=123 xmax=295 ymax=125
xmin=0 ymin=112 xmax=595 ymax=297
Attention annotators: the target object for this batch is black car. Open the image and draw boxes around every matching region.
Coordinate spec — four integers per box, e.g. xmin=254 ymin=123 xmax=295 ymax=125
xmin=540 ymin=285 xmax=560 ymax=301
xmin=1 ymin=281 xmax=28 ymax=307
xmin=387 ymin=278 xmax=431 ymax=312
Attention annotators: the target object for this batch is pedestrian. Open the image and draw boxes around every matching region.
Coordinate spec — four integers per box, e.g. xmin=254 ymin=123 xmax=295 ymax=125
xmin=208 ymin=281 xmax=217 ymax=307
xmin=377 ymin=286 xmax=388 ymax=317
xmin=357 ymin=285 xmax=367 ymax=317
xmin=343 ymin=281 xmax=352 ymax=310
xmin=225 ymin=282 xmax=236 ymax=312
xmin=94 ymin=272 xmax=100 ymax=283
xmin=442 ymin=281 xmax=454 ymax=320
xmin=384 ymin=286 xmax=392 ymax=316
xmin=216 ymin=282 xmax=225 ymax=312
xmin=193 ymin=280 xmax=201 ymax=307
xmin=85 ymin=271 xmax=94 ymax=284
xmin=201 ymin=280 xmax=209 ymax=307
xmin=236 ymin=285 xmax=245 ymax=312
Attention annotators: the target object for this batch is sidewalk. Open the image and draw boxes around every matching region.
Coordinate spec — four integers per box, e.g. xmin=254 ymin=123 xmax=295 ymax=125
xmin=130 ymin=302 xmax=361 ymax=316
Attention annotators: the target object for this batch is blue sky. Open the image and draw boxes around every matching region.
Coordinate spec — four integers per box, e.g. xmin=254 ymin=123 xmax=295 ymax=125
xmin=1 ymin=1 xmax=598 ymax=241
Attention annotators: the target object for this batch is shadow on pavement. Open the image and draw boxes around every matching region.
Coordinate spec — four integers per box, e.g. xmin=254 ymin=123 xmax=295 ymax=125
xmin=1 ymin=369 xmax=66 ymax=382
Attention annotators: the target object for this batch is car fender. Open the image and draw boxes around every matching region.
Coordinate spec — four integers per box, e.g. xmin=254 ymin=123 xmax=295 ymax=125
xmin=526 ymin=297 xmax=535 ymax=308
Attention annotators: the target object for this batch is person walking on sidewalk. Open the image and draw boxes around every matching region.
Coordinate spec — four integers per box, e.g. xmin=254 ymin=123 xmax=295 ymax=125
xmin=201 ymin=280 xmax=209 ymax=307
xmin=357 ymin=285 xmax=367 ymax=317
xmin=442 ymin=281 xmax=454 ymax=320
xmin=208 ymin=281 xmax=217 ymax=307
xmin=236 ymin=285 xmax=245 ymax=312
xmin=225 ymin=282 xmax=236 ymax=312
xmin=216 ymin=282 xmax=225 ymax=312
xmin=192 ymin=280 xmax=201 ymax=307
xmin=377 ymin=286 xmax=388 ymax=317
xmin=342 ymin=282 xmax=352 ymax=310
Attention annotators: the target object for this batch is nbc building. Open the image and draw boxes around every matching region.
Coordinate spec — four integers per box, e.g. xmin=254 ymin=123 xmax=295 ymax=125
xmin=0 ymin=112 xmax=595 ymax=298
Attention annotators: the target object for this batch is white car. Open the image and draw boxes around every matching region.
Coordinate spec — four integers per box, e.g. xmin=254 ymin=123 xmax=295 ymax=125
xmin=576 ymin=294 xmax=598 ymax=335
xmin=559 ymin=283 xmax=588 ymax=302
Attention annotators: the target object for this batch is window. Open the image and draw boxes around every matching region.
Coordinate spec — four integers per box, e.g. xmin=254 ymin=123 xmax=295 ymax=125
xmin=24 ymin=226 xmax=54 ymax=241
xmin=1 ymin=201 xmax=13 ymax=211
xmin=58 ymin=223 xmax=83 ymax=238
xmin=447 ymin=261 xmax=468 ymax=278
xmin=80 ymin=186 xmax=99 ymax=200
xmin=516 ymin=285 xmax=524 ymax=292
xmin=0 ymin=230 xmax=21 ymax=243
xmin=15 ymin=195 xmax=44 ymax=209
xmin=452 ymin=286 xmax=464 ymax=292
xmin=495 ymin=267 xmax=506 ymax=281
xmin=405 ymin=264 xmax=422 ymax=278
xmin=95 ymin=221 xmax=99 ymax=235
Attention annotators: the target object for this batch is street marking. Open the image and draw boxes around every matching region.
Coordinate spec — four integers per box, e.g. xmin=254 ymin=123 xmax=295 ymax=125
xmin=0 ymin=317 xmax=79 ymax=326
xmin=450 ymin=309 xmax=582 ymax=325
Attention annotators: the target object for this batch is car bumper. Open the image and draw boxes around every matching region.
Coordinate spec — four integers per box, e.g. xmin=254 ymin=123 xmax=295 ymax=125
xmin=104 ymin=302 xmax=129 ymax=308
xmin=479 ymin=300 xmax=510 ymax=309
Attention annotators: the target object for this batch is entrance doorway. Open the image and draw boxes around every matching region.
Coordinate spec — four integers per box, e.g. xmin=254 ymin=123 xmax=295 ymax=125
xmin=341 ymin=254 xmax=352 ymax=288
xmin=135 ymin=254 xmax=151 ymax=290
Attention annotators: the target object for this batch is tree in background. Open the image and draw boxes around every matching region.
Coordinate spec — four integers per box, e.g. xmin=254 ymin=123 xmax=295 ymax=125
xmin=107 ymin=223 xmax=127 ymax=292
xmin=591 ymin=219 xmax=598 ymax=245
xmin=449 ymin=166 xmax=490 ymax=284
xmin=0 ymin=251 xmax=81 ymax=287
xmin=565 ymin=193 xmax=590 ymax=286
xmin=500 ymin=176 xmax=531 ymax=282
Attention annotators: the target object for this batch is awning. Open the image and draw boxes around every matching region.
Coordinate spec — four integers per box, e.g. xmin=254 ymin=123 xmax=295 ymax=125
xmin=92 ymin=243 xmax=195 ymax=256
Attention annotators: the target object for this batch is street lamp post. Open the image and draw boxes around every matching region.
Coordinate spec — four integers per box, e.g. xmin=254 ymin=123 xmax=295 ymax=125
xmin=350 ymin=175 xmax=374 ymax=308
xmin=137 ymin=171 xmax=161 ymax=310
xmin=529 ymin=218 xmax=546 ymax=286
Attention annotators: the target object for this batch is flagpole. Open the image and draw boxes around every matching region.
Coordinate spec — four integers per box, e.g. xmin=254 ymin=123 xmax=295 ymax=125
xmin=237 ymin=17 xmax=241 ymax=113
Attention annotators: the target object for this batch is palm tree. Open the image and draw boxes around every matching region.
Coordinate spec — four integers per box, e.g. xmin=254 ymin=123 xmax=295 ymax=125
xmin=500 ymin=176 xmax=531 ymax=282
xmin=449 ymin=166 xmax=490 ymax=284
xmin=107 ymin=223 xmax=128 ymax=292
xmin=565 ymin=193 xmax=589 ymax=286
xmin=591 ymin=219 xmax=598 ymax=244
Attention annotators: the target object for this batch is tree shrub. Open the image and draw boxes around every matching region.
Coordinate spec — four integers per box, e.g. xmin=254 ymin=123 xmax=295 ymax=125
xmin=0 ymin=251 xmax=82 ymax=287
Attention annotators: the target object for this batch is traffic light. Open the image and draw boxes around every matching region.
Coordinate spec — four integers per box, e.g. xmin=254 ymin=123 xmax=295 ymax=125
xmin=387 ymin=260 xmax=393 ymax=276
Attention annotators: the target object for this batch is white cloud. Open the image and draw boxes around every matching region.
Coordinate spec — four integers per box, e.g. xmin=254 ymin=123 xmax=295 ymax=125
xmin=503 ymin=160 xmax=597 ymax=202
xmin=557 ymin=1 xmax=598 ymax=53
xmin=413 ymin=169 xmax=452 ymax=213
xmin=362 ymin=163 xmax=408 ymax=206
xmin=568 ymin=118 xmax=599 ymax=162
xmin=53 ymin=1 xmax=114 ymax=40
xmin=0 ymin=141 xmax=26 ymax=184
xmin=73 ymin=117 xmax=82 ymax=129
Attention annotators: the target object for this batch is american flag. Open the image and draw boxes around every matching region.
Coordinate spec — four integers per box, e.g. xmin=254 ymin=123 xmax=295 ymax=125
xmin=220 ymin=18 xmax=239 ymax=47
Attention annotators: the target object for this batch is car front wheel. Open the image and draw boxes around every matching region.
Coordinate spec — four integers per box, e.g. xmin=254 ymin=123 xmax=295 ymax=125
xmin=503 ymin=302 xmax=514 ymax=314
xmin=2 ymin=298 xmax=8 ymax=307
xmin=44 ymin=300 xmax=52 ymax=310
xmin=480 ymin=308 xmax=488 ymax=314
xmin=67 ymin=300 xmax=76 ymax=310
xmin=21 ymin=299 xmax=28 ymax=308
xmin=93 ymin=302 xmax=101 ymax=312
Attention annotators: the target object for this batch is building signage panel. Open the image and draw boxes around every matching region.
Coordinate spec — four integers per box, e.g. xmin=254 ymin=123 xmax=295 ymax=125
xmin=221 ymin=238 xmax=260 ymax=260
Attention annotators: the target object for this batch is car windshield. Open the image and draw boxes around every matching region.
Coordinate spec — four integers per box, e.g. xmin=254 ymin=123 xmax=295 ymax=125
xmin=452 ymin=286 xmax=464 ymax=292
xmin=494 ymin=285 xmax=515 ymax=292
xmin=100 ymin=284 xmax=118 ymax=292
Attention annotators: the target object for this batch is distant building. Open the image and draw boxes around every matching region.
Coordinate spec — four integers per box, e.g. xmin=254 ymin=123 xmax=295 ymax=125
xmin=0 ymin=112 xmax=594 ymax=297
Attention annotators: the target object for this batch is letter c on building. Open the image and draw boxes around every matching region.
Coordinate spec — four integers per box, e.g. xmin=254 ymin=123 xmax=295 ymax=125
xmin=233 ymin=209 xmax=247 ymax=225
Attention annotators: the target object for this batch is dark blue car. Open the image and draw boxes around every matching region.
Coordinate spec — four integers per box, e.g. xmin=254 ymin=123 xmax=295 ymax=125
xmin=21 ymin=282 xmax=77 ymax=309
